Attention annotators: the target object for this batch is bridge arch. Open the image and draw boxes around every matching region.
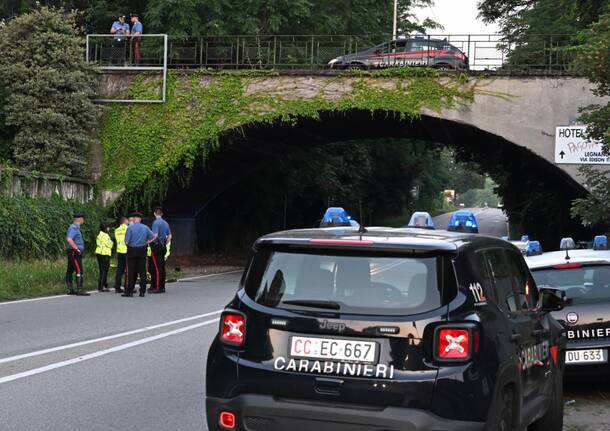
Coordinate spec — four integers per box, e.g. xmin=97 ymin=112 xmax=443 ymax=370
xmin=98 ymin=72 xmax=603 ymax=253
xmin=157 ymin=108 xmax=589 ymax=253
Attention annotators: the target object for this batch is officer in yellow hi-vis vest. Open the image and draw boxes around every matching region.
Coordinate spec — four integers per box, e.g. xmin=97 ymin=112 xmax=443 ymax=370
xmin=95 ymin=223 xmax=114 ymax=292
xmin=113 ymin=217 xmax=129 ymax=293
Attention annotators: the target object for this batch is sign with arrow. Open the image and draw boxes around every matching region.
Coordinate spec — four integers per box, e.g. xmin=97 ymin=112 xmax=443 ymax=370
xmin=555 ymin=126 xmax=609 ymax=165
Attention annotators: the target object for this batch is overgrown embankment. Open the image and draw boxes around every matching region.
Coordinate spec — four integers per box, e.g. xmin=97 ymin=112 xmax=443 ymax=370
xmin=99 ymin=69 xmax=478 ymax=208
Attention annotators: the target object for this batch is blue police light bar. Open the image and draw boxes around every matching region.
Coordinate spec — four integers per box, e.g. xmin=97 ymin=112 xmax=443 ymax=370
xmin=560 ymin=237 xmax=576 ymax=250
xmin=520 ymin=235 xmax=529 ymax=242
xmin=526 ymin=241 xmax=543 ymax=256
xmin=320 ymin=207 xmax=353 ymax=228
xmin=593 ymin=235 xmax=609 ymax=250
xmin=407 ymin=212 xmax=435 ymax=229
xmin=447 ymin=211 xmax=479 ymax=233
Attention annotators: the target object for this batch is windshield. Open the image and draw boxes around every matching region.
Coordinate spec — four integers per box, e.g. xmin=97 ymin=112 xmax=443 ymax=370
xmin=246 ymin=250 xmax=449 ymax=315
xmin=531 ymin=265 xmax=610 ymax=304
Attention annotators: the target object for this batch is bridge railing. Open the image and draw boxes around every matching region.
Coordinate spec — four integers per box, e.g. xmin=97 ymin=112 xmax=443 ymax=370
xmin=86 ymin=34 xmax=579 ymax=73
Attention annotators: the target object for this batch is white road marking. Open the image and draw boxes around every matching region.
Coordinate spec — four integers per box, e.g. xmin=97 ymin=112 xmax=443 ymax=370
xmin=0 ymin=318 xmax=219 ymax=385
xmin=0 ymin=291 xmax=99 ymax=306
xmin=0 ymin=310 xmax=222 ymax=365
xmin=0 ymin=270 xmax=242 ymax=305
xmin=178 ymin=270 xmax=242 ymax=282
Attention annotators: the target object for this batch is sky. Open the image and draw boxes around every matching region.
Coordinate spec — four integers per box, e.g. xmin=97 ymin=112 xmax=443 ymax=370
xmin=413 ymin=0 xmax=500 ymax=35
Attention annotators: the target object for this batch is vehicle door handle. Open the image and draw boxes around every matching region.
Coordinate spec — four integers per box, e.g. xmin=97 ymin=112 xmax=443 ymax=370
xmin=510 ymin=332 xmax=522 ymax=343
xmin=532 ymin=329 xmax=549 ymax=338
xmin=314 ymin=377 xmax=344 ymax=395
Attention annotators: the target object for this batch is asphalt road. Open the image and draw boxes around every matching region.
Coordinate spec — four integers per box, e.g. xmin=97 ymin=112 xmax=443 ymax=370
xmin=1 ymin=258 xmax=609 ymax=431
xmin=0 ymin=272 xmax=242 ymax=431
xmin=433 ymin=207 xmax=508 ymax=237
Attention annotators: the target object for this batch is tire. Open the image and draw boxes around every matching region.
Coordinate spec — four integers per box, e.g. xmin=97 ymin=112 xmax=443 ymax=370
xmin=485 ymin=385 xmax=518 ymax=431
xmin=528 ymin=372 xmax=564 ymax=431
xmin=348 ymin=63 xmax=367 ymax=70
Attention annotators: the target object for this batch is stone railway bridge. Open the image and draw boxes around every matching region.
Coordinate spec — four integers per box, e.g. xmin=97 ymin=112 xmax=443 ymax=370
xmin=98 ymin=71 xmax=606 ymax=192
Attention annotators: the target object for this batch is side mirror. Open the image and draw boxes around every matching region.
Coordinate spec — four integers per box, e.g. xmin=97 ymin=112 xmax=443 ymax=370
xmin=539 ymin=288 xmax=566 ymax=312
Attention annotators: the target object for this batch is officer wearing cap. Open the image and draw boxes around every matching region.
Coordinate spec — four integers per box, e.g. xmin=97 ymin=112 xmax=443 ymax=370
xmin=124 ymin=211 xmax=156 ymax=297
xmin=110 ymin=15 xmax=130 ymax=64
xmin=148 ymin=206 xmax=172 ymax=294
xmin=66 ymin=213 xmax=90 ymax=296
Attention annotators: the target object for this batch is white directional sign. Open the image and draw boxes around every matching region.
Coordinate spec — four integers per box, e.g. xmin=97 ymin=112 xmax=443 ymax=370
xmin=555 ymin=126 xmax=609 ymax=164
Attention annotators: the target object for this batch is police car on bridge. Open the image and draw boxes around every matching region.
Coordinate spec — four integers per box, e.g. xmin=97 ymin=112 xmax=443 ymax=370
xmin=527 ymin=236 xmax=610 ymax=377
xmin=206 ymin=226 xmax=566 ymax=431
xmin=327 ymin=35 xmax=468 ymax=70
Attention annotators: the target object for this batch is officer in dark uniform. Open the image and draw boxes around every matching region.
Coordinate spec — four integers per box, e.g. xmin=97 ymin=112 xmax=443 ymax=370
xmin=149 ymin=206 xmax=172 ymax=294
xmin=66 ymin=213 xmax=90 ymax=296
xmin=123 ymin=211 xmax=156 ymax=297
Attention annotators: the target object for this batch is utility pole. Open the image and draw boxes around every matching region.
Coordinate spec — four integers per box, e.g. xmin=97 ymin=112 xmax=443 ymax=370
xmin=392 ymin=0 xmax=398 ymax=39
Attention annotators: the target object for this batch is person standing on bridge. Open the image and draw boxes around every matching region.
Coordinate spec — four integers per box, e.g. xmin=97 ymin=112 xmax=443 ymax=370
xmin=113 ymin=216 xmax=129 ymax=293
xmin=130 ymin=13 xmax=143 ymax=65
xmin=95 ymin=223 xmax=114 ymax=292
xmin=66 ymin=213 xmax=90 ymax=296
xmin=123 ymin=211 xmax=156 ymax=298
xmin=110 ymin=15 xmax=129 ymax=65
xmin=148 ymin=207 xmax=172 ymax=294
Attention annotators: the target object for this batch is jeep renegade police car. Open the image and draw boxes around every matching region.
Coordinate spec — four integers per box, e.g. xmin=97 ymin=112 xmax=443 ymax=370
xmin=206 ymin=227 xmax=566 ymax=431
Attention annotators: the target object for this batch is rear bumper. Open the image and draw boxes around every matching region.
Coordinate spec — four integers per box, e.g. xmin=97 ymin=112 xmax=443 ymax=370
xmin=206 ymin=394 xmax=485 ymax=431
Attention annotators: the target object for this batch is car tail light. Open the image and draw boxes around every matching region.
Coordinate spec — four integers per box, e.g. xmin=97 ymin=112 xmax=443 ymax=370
xmin=435 ymin=325 xmax=478 ymax=362
xmin=219 ymin=411 xmax=236 ymax=429
xmin=220 ymin=312 xmax=245 ymax=346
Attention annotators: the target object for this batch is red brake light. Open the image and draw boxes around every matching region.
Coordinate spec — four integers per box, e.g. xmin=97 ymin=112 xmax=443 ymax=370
xmin=437 ymin=328 xmax=471 ymax=360
xmin=219 ymin=411 xmax=236 ymax=429
xmin=221 ymin=313 xmax=245 ymax=346
xmin=553 ymin=264 xmax=583 ymax=269
xmin=309 ymin=239 xmax=374 ymax=245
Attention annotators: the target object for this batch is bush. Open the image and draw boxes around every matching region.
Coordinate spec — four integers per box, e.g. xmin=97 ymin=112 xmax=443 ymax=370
xmin=0 ymin=195 xmax=109 ymax=260
xmin=0 ymin=6 xmax=97 ymax=176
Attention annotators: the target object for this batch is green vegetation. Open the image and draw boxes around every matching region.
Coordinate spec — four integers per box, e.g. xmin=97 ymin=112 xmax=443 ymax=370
xmin=1 ymin=0 xmax=438 ymax=35
xmin=100 ymin=68 xmax=477 ymax=209
xmin=0 ymin=258 xmax=181 ymax=301
xmin=0 ymin=259 xmax=106 ymax=301
xmin=457 ymin=178 xmax=500 ymax=208
xmin=478 ymin=0 xmax=609 ymax=70
xmin=0 ymin=195 xmax=108 ymax=260
xmin=0 ymin=6 xmax=97 ymax=176
xmin=569 ymin=11 xmax=610 ymax=226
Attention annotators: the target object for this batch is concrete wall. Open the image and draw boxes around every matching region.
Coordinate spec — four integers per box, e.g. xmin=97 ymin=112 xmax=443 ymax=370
xmin=421 ymin=77 xmax=609 ymax=184
xmin=0 ymin=168 xmax=94 ymax=202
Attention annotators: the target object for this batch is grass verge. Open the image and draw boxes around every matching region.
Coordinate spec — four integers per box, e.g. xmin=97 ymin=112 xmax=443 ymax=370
xmin=0 ymin=257 xmax=180 ymax=302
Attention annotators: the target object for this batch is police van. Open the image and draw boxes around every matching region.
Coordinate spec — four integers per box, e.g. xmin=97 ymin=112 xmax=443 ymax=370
xmin=206 ymin=227 xmax=566 ymax=431
xmin=327 ymin=35 xmax=468 ymax=70
xmin=527 ymin=236 xmax=610 ymax=377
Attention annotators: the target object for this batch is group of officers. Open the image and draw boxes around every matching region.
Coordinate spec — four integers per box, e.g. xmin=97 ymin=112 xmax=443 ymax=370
xmin=65 ymin=207 xmax=172 ymax=298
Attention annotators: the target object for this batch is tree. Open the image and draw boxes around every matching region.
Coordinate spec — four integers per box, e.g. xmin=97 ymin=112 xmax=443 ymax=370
xmin=0 ymin=6 xmax=97 ymax=176
xmin=2 ymin=0 xmax=439 ymax=36
xmin=478 ymin=0 xmax=609 ymax=69
xmin=570 ymin=12 xmax=610 ymax=226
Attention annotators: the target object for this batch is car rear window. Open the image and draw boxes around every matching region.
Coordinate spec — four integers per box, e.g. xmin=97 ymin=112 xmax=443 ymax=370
xmin=245 ymin=250 xmax=453 ymax=315
xmin=531 ymin=265 xmax=610 ymax=304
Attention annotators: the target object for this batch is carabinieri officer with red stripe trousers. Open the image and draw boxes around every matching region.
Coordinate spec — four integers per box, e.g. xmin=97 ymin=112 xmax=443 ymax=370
xmin=66 ymin=212 xmax=90 ymax=296
xmin=148 ymin=206 xmax=172 ymax=294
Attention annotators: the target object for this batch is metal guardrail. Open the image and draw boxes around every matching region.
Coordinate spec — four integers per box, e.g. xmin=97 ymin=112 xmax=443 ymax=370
xmin=87 ymin=34 xmax=168 ymax=103
xmin=86 ymin=34 xmax=579 ymax=73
